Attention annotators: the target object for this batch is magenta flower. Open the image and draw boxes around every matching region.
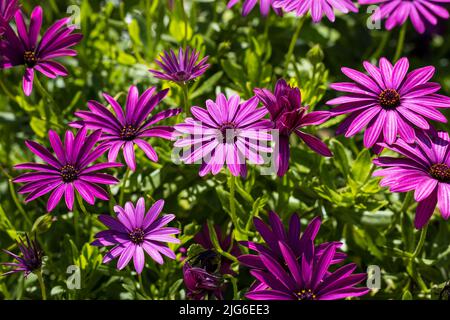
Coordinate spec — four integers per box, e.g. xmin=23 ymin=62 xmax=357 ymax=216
xmin=239 ymin=211 xmax=346 ymax=291
xmin=174 ymin=94 xmax=273 ymax=177
xmin=327 ymin=57 xmax=450 ymax=148
xmin=273 ymin=0 xmax=358 ymax=22
xmin=71 ymin=86 xmax=180 ymax=171
xmin=0 ymin=6 xmax=82 ymax=96
xmin=255 ymin=79 xmax=332 ymax=176
xmin=183 ymin=261 xmax=224 ymax=300
xmin=149 ymin=47 xmax=210 ymax=84
xmin=245 ymin=241 xmax=369 ymax=300
xmin=1 ymin=234 xmax=43 ymax=277
xmin=91 ymin=198 xmax=180 ymax=274
xmin=359 ymin=0 xmax=450 ymax=34
xmin=227 ymin=0 xmax=283 ymax=16
xmin=13 ymin=128 xmax=122 ymax=212
xmin=0 ymin=0 xmax=19 ymax=35
xmin=373 ymin=131 xmax=450 ymax=229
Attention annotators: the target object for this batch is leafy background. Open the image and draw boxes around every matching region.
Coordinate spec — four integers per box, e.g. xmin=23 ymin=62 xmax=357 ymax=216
xmin=0 ymin=0 xmax=449 ymax=300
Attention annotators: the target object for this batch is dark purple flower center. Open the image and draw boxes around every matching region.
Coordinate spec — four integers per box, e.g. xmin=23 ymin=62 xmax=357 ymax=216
xmin=429 ymin=163 xmax=450 ymax=182
xmin=297 ymin=289 xmax=316 ymax=300
xmin=129 ymin=228 xmax=145 ymax=245
xmin=120 ymin=125 xmax=138 ymax=141
xmin=23 ymin=50 xmax=38 ymax=67
xmin=218 ymin=123 xmax=237 ymax=144
xmin=379 ymin=89 xmax=400 ymax=109
xmin=175 ymin=71 xmax=189 ymax=81
xmin=60 ymin=164 xmax=78 ymax=183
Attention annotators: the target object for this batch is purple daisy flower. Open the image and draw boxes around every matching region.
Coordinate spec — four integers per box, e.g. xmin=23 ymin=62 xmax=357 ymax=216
xmin=273 ymin=0 xmax=358 ymax=22
xmin=183 ymin=261 xmax=224 ymax=300
xmin=245 ymin=240 xmax=369 ymax=300
xmin=0 ymin=0 xmax=19 ymax=35
xmin=149 ymin=47 xmax=210 ymax=84
xmin=71 ymin=86 xmax=181 ymax=171
xmin=238 ymin=211 xmax=346 ymax=291
xmin=255 ymin=79 xmax=332 ymax=176
xmin=194 ymin=224 xmax=241 ymax=275
xmin=227 ymin=0 xmax=283 ymax=16
xmin=0 ymin=6 xmax=83 ymax=96
xmin=373 ymin=131 xmax=450 ymax=229
xmin=174 ymin=93 xmax=273 ymax=177
xmin=1 ymin=234 xmax=43 ymax=277
xmin=91 ymin=198 xmax=180 ymax=274
xmin=359 ymin=0 xmax=450 ymax=34
xmin=13 ymin=128 xmax=122 ymax=212
xmin=327 ymin=57 xmax=450 ymax=148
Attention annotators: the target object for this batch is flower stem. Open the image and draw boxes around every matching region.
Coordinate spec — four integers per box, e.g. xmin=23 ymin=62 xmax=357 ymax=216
xmin=412 ymin=224 xmax=428 ymax=258
xmin=394 ymin=23 xmax=407 ymax=62
xmin=228 ymin=172 xmax=238 ymax=229
xmin=181 ymin=83 xmax=190 ymax=116
xmin=119 ymin=168 xmax=131 ymax=205
xmin=36 ymin=270 xmax=47 ymax=300
xmin=283 ymin=17 xmax=305 ymax=77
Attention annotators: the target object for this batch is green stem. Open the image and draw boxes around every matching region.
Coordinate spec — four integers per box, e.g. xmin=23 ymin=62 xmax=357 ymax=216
xmin=283 ymin=17 xmax=305 ymax=77
xmin=371 ymin=31 xmax=390 ymax=60
xmin=394 ymin=23 xmax=407 ymax=62
xmin=182 ymin=84 xmax=189 ymax=116
xmin=400 ymin=191 xmax=413 ymax=213
xmin=0 ymin=77 xmax=17 ymax=101
xmin=412 ymin=224 xmax=428 ymax=258
xmin=228 ymin=173 xmax=238 ymax=229
xmin=180 ymin=0 xmax=188 ymax=46
xmin=36 ymin=270 xmax=47 ymax=300
xmin=8 ymin=179 xmax=32 ymax=226
xmin=119 ymin=168 xmax=131 ymax=205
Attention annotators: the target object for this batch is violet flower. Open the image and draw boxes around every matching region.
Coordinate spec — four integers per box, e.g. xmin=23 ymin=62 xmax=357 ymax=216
xmin=327 ymin=57 xmax=450 ymax=148
xmin=91 ymin=198 xmax=180 ymax=274
xmin=149 ymin=47 xmax=210 ymax=85
xmin=0 ymin=0 xmax=19 ymax=36
xmin=255 ymin=79 xmax=332 ymax=176
xmin=174 ymin=93 xmax=273 ymax=178
xmin=13 ymin=128 xmax=122 ymax=212
xmin=183 ymin=261 xmax=224 ymax=300
xmin=71 ymin=86 xmax=181 ymax=171
xmin=227 ymin=0 xmax=283 ymax=16
xmin=245 ymin=241 xmax=369 ymax=300
xmin=359 ymin=0 xmax=450 ymax=34
xmin=273 ymin=0 xmax=358 ymax=22
xmin=373 ymin=131 xmax=450 ymax=229
xmin=1 ymin=234 xmax=43 ymax=277
xmin=0 ymin=6 xmax=82 ymax=96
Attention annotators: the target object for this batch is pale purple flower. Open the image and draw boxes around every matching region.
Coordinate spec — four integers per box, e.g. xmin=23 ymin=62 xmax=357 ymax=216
xmin=373 ymin=131 xmax=450 ymax=229
xmin=149 ymin=47 xmax=210 ymax=84
xmin=183 ymin=261 xmax=224 ymax=300
xmin=71 ymin=86 xmax=181 ymax=171
xmin=13 ymin=128 xmax=122 ymax=212
xmin=1 ymin=234 xmax=43 ymax=277
xmin=273 ymin=0 xmax=358 ymax=22
xmin=327 ymin=57 xmax=450 ymax=148
xmin=227 ymin=0 xmax=283 ymax=16
xmin=0 ymin=6 xmax=82 ymax=96
xmin=255 ymin=79 xmax=332 ymax=176
xmin=174 ymin=94 xmax=273 ymax=177
xmin=92 ymin=198 xmax=180 ymax=274
xmin=359 ymin=0 xmax=450 ymax=34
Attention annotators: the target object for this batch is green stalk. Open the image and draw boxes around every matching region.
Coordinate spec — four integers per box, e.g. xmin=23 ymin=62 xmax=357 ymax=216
xmin=283 ymin=17 xmax=305 ymax=77
xmin=119 ymin=168 xmax=131 ymax=205
xmin=394 ymin=23 xmax=407 ymax=61
xmin=228 ymin=173 xmax=238 ymax=230
xmin=412 ymin=224 xmax=428 ymax=258
xmin=36 ymin=270 xmax=47 ymax=300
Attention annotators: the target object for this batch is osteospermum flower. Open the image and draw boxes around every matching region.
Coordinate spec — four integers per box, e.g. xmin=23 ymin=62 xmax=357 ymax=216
xmin=327 ymin=57 xmax=450 ymax=148
xmin=273 ymin=0 xmax=358 ymax=22
xmin=91 ymin=198 xmax=180 ymax=274
xmin=183 ymin=261 xmax=224 ymax=300
xmin=149 ymin=47 xmax=210 ymax=84
xmin=174 ymin=93 xmax=273 ymax=177
xmin=227 ymin=0 xmax=282 ymax=16
xmin=255 ymin=79 xmax=332 ymax=176
xmin=359 ymin=0 xmax=450 ymax=34
xmin=13 ymin=128 xmax=122 ymax=212
xmin=373 ymin=131 xmax=450 ymax=229
xmin=71 ymin=86 xmax=181 ymax=171
xmin=0 ymin=0 xmax=19 ymax=35
xmin=239 ymin=211 xmax=346 ymax=291
xmin=0 ymin=6 xmax=82 ymax=96
xmin=245 ymin=241 xmax=369 ymax=300
xmin=1 ymin=234 xmax=43 ymax=277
